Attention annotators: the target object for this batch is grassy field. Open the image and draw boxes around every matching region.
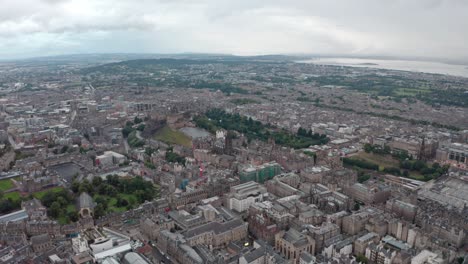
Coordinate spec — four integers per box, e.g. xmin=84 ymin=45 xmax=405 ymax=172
xmin=352 ymin=152 xmax=400 ymax=170
xmin=33 ymin=187 xmax=65 ymax=199
xmin=395 ymin=87 xmax=431 ymax=96
xmin=154 ymin=125 xmax=192 ymax=147
xmin=93 ymin=193 xmax=137 ymax=213
xmin=3 ymin=191 xmax=21 ymax=201
xmin=350 ymin=152 xmax=424 ymax=180
xmin=66 ymin=204 xmax=76 ymax=213
xmin=0 ymin=179 xmax=14 ymax=192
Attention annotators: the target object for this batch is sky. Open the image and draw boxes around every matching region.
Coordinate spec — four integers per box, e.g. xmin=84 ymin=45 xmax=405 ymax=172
xmin=1 ymin=0 xmax=467 ymax=61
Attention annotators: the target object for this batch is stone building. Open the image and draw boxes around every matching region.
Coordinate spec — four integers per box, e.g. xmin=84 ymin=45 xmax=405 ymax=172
xmin=22 ymin=198 xmax=47 ymax=220
xmin=345 ymin=183 xmax=391 ymax=205
xmin=31 ymin=234 xmax=52 ymax=253
xmin=183 ymin=218 xmax=248 ymax=249
xmin=275 ymin=228 xmax=315 ymax=264
xmin=78 ymin=192 xmax=95 ymax=218
xmin=298 ymin=208 xmax=324 ymax=226
xmin=354 ymin=232 xmax=379 ymax=256
xmin=385 ymin=199 xmax=417 ymax=223
xmin=436 ymin=142 xmax=468 ymax=168
xmin=140 ymin=215 xmax=174 ymax=241
xmin=226 ymin=181 xmax=268 ymax=213
xmin=365 ymin=242 xmax=397 ymax=264
xmin=238 ymin=162 xmax=282 ymax=184
xmin=300 ymin=166 xmax=331 ymax=184
xmin=306 ymin=223 xmax=340 ymax=253
xmin=266 ymin=177 xmax=304 ymax=198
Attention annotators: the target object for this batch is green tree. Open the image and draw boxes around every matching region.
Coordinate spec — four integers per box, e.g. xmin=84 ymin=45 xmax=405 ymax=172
xmin=71 ymin=180 xmax=80 ymax=193
xmin=356 ymin=254 xmax=368 ymax=264
xmin=92 ymin=177 xmax=103 ymax=187
xmin=79 ymin=179 xmax=93 ymax=194
xmin=363 ymin=144 xmax=373 ymax=153
xmin=353 ymin=202 xmax=361 ymax=211
xmin=60 ymin=145 xmax=69 ymax=154
xmin=134 ymin=116 xmax=143 ymax=124
xmin=67 ymin=211 xmax=79 ymax=222
xmin=56 ymin=197 xmax=67 ymax=207
xmin=94 ymin=204 xmax=106 ymax=219
xmin=48 ymin=202 xmax=61 ymax=218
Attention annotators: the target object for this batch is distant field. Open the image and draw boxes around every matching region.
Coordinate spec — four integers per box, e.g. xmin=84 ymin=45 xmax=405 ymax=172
xmin=66 ymin=204 xmax=76 ymax=213
xmin=395 ymin=87 xmax=431 ymax=96
xmin=0 ymin=178 xmax=14 ymax=192
xmin=33 ymin=186 xmax=64 ymax=199
xmin=230 ymin=98 xmax=260 ymax=105
xmin=3 ymin=191 xmax=21 ymax=201
xmin=94 ymin=193 xmax=137 ymax=213
xmin=154 ymin=125 xmax=192 ymax=147
xmin=350 ymin=152 xmax=424 ymax=180
xmin=352 ymin=152 xmax=399 ymax=170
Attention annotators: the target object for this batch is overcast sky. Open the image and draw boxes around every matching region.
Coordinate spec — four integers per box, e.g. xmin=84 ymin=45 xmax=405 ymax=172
xmin=1 ymin=0 xmax=467 ymax=61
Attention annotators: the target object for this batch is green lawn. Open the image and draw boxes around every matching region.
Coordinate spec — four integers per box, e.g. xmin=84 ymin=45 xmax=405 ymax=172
xmin=351 ymin=152 xmax=426 ymax=181
xmin=33 ymin=187 xmax=64 ymax=199
xmin=57 ymin=216 xmax=69 ymax=225
xmin=66 ymin=204 xmax=76 ymax=213
xmin=352 ymin=152 xmax=400 ymax=170
xmin=3 ymin=191 xmax=21 ymax=201
xmin=94 ymin=194 xmax=137 ymax=213
xmin=154 ymin=125 xmax=192 ymax=147
xmin=395 ymin=87 xmax=431 ymax=96
xmin=0 ymin=179 xmax=14 ymax=192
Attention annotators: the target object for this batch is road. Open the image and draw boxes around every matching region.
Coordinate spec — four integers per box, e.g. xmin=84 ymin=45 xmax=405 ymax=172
xmin=151 ymin=246 xmax=172 ymax=264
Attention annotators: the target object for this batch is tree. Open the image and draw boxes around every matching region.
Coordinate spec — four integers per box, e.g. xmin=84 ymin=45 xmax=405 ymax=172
xmin=0 ymin=198 xmax=19 ymax=214
xmin=122 ymin=126 xmax=134 ymax=138
xmin=134 ymin=116 xmax=143 ymax=124
xmin=145 ymin=147 xmax=155 ymax=156
xmin=356 ymin=254 xmax=368 ymax=264
xmin=60 ymin=145 xmax=69 ymax=154
xmin=95 ymin=196 xmax=107 ymax=205
xmin=56 ymin=197 xmax=67 ymax=207
xmin=94 ymin=204 xmax=105 ymax=219
xmin=41 ymin=191 xmax=58 ymax=207
xmin=105 ymin=185 xmax=117 ymax=197
xmin=79 ymin=179 xmax=93 ymax=194
xmin=383 ymin=145 xmax=391 ymax=154
xmin=353 ymin=202 xmax=361 ymax=211
xmin=67 ymin=211 xmax=79 ymax=222
xmin=363 ymin=143 xmax=373 ymax=153
xmin=48 ymin=202 xmax=61 ymax=218
xmin=116 ymin=197 xmax=129 ymax=207
xmin=400 ymin=160 xmax=413 ymax=170
xmin=92 ymin=177 xmax=103 ymax=187
xmin=413 ymin=160 xmax=427 ymax=171
xmin=71 ymin=180 xmax=80 ymax=193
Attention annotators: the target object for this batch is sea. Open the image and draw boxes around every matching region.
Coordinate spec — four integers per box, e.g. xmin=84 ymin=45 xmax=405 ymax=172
xmin=298 ymin=58 xmax=468 ymax=78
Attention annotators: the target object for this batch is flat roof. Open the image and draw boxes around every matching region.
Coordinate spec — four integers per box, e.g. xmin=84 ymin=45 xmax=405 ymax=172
xmin=0 ymin=209 xmax=28 ymax=223
xmin=93 ymin=243 xmax=132 ymax=260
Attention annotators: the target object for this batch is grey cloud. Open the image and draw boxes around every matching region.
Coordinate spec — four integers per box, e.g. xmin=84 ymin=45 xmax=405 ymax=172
xmin=0 ymin=0 xmax=467 ymax=60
